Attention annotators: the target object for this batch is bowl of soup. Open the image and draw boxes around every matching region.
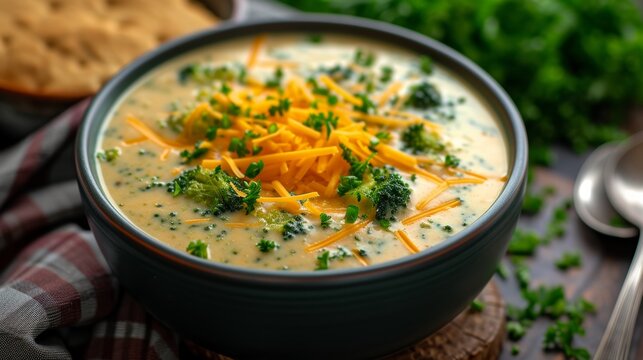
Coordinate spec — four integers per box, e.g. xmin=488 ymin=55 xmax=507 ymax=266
xmin=76 ymin=15 xmax=527 ymax=359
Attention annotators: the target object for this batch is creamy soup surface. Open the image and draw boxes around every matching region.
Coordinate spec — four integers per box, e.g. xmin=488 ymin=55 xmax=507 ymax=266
xmin=97 ymin=34 xmax=508 ymax=271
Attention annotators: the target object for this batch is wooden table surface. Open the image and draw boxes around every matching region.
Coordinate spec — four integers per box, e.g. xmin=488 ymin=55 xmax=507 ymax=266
xmin=497 ymin=164 xmax=641 ymax=359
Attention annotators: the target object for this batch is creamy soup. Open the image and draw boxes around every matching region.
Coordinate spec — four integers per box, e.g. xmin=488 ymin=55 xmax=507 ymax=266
xmin=97 ymin=34 xmax=508 ymax=271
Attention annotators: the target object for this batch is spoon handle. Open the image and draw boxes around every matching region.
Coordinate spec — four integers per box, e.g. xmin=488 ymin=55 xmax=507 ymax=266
xmin=594 ymin=233 xmax=643 ymax=360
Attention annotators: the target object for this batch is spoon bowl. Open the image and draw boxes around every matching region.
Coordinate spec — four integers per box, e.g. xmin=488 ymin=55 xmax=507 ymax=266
xmin=605 ymin=133 xmax=643 ymax=226
xmin=594 ymin=132 xmax=643 ymax=360
xmin=574 ymin=143 xmax=637 ymax=238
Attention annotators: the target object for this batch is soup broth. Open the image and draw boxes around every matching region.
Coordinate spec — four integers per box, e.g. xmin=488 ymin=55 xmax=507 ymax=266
xmin=97 ymin=34 xmax=507 ymax=271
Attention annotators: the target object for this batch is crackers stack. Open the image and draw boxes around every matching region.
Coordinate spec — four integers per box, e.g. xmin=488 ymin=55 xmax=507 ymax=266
xmin=0 ymin=0 xmax=218 ymax=98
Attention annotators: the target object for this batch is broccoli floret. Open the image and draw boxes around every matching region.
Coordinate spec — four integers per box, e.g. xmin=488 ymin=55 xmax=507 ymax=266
xmin=168 ymin=166 xmax=244 ymax=216
xmin=283 ymin=215 xmax=307 ymax=240
xmin=256 ymin=210 xmax=309 ymax=241
xmin=340 ymin=143 xmax=375 ymax=179
xmin=401 ymin=123 xmax=445 ymax=155
xmin=405 ymin=81 xmax=441 ymax=109
xmin=338 ymin=167 xmax=411 ymax=223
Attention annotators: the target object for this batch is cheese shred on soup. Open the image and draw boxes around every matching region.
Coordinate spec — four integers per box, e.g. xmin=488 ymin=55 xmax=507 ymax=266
xmin=97 ymin=34 xmax=508 ymax=271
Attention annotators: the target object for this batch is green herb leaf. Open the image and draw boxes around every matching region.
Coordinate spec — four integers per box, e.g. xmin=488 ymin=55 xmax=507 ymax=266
xmin=256 ymin=239 xmax=277 ymax=252
xmin=242 ymin=181 xmax=261 ymax=214
xmin=353 ymin=49 xmax=376 ymax=67
xmin=186 ymin=240 xmax=208 ymax=259
xmin=320 ymin=213 xmax=332 ymax=229
xmin=315 ymin=250 xmax=330 ymax=270
xmin=245 ymin=160 xmax=264 ymax=178
xmin=97 ymin=148 xmax=120 ymax=162
xmin=419 ymin=55 xmax=433 ymax=75
xmin=345 ymin=205 xmax=359 ymax=224
xmin=470 ymin=299 xmax=485 ymax=312
xmin=555 ymin=252 xmax=582 ymax=271
xmin=444 ymin=154 xmax=460 ymax=168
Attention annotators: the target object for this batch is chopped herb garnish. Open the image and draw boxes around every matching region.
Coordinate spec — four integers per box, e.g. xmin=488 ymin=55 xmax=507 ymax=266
xmin=265 ymin=67 xmax=284 ymax=88
xmin=507 ymin=321 xmax=526 ymax=340
xmin=419 ymin=55 xmax=433 ymax=75
xmin=315 ymin=250 xmax=330 ymax=270
xmin=304 ymin=112 xmax=339 ymax=138
xmin=256 ymin=239 xmax=276 ymax=253
xmin=180 ymin=143 xmax=208 ymax=163
xmin=242 ymin=181 xmax=261 ymax=214
xmin=401 ymin=123 xmax=445 ymax=155
xmin=268 ymin=98 xmax=291 ymax=117
xmin=186 ymin=240 xmax=208 ymax=259
xmin=268 ymin=123 xmax=279 ymax=134
xmin=507 ymin=229 xmax=541 ymax=256
xmin=178 ymin=64 xmax=236 ymax=84
xmin=97 ymin=148 xmax=120 ymax=162
xmin=444 ymin=154 xmax=460 ymax=168
xmin=320 ymin=213 xmax=332 ymax=229
xmin=245 ymin=160 xmax=264 ymax=178
xmin=308 ymin=34 xmax=323 ymax=43
xmin=353 ymin=49 xmax=376 ymax=67
xmin=345 ymin=205 xmax=359 ymax=224
xmin=380 ymin=66 xmax=393 ymax=83
xmin=555 ymin=252 xmax=582 ymax=271
xmin=470 ymin=299 xmax=485 ymax=312
xmin=228 ymin=137 xmax=248 ymax=157
xmin=511 ymin=345 xmax=520 ymax=356
xmin=353 ymin=93 xmax=376 ymax=113
xmin=375 ymin=131 xmax=391 ymax=142
xmin=405 ymin=81 xmax=441 ymax=109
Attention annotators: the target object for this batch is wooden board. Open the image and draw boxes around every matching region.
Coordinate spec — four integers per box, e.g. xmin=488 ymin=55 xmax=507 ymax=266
xmin=386 ymin=281 xmax=505 ymax=360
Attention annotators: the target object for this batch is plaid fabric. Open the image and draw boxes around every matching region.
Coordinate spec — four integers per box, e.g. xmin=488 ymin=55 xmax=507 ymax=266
xmin=0 ymin=102 xmax=180 ymax=360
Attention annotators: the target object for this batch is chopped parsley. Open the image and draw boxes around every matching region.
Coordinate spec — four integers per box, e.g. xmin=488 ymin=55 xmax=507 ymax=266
xmin=470 ymin=299 xmax=485 ymax=312
xmin=380 ymin=66 xmax=393 ymax=83
xmin=265 ymin=67 xmax=284 ymax=88
xmin=320 ymin=213 xmax=332 ymax=229
xmin=405 ymin=81 xmax=441 ymax=109
xmin=315 ymin=250 xmax=330 ymax=270
xmin=245 ymin=160 xmax=264 ymax=178
xmin=242 ymin=181 xmax=261 ymax=214
xmin=507 ymin=229 xmax=541 ymax=256
xmin=186 ymin=240 xmax=208 ymax=259
xmin=256 ymin=239 xmax=277 ymax=253
xmin=96 ymin=148 xmax=120 ymax=162
xmin=444 ymin=154 xmax=460 ymax=168
xmin=345 ymin=205 xmax=359 ymax=224
xmin=304 ymin=112 xmax=338 ymax=138
xmin=352 ymin=93 xmax=376 ymax=114
xmin=419 ymin=55 xmax=433 ymax=75
xmin=268 ymin=98 xmax=291 ymax=117
xmin=353 ymin=49 xmax=375 ymax=67
xmin=555 ymin=252 xmax=582 ymax=271
xmin=180 ymin=143 xmax=208 ymax=163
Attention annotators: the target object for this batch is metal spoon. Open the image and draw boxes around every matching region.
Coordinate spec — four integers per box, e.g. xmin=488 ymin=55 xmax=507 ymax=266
xmin=594 ymin=132 xmax=643 ymax=360
xmin=573 ymin=143 xmax=637 ymax=238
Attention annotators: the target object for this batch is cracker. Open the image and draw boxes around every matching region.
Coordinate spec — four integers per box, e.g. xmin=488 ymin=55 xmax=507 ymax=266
xmin=0 ymin=0 xmax=218 ymax=97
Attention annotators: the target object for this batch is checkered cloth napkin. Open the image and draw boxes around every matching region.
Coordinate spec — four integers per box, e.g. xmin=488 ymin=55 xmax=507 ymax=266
xmin=0 ymin=101 xmax=180 ymax=359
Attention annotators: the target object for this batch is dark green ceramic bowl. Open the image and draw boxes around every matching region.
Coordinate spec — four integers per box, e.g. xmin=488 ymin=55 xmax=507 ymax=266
xmin=76 ymin=16 xmax=527 ymax=360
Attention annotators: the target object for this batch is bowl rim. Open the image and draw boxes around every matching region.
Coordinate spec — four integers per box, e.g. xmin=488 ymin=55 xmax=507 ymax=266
xmin=76 ymin=14 xmax=528 ymax=286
